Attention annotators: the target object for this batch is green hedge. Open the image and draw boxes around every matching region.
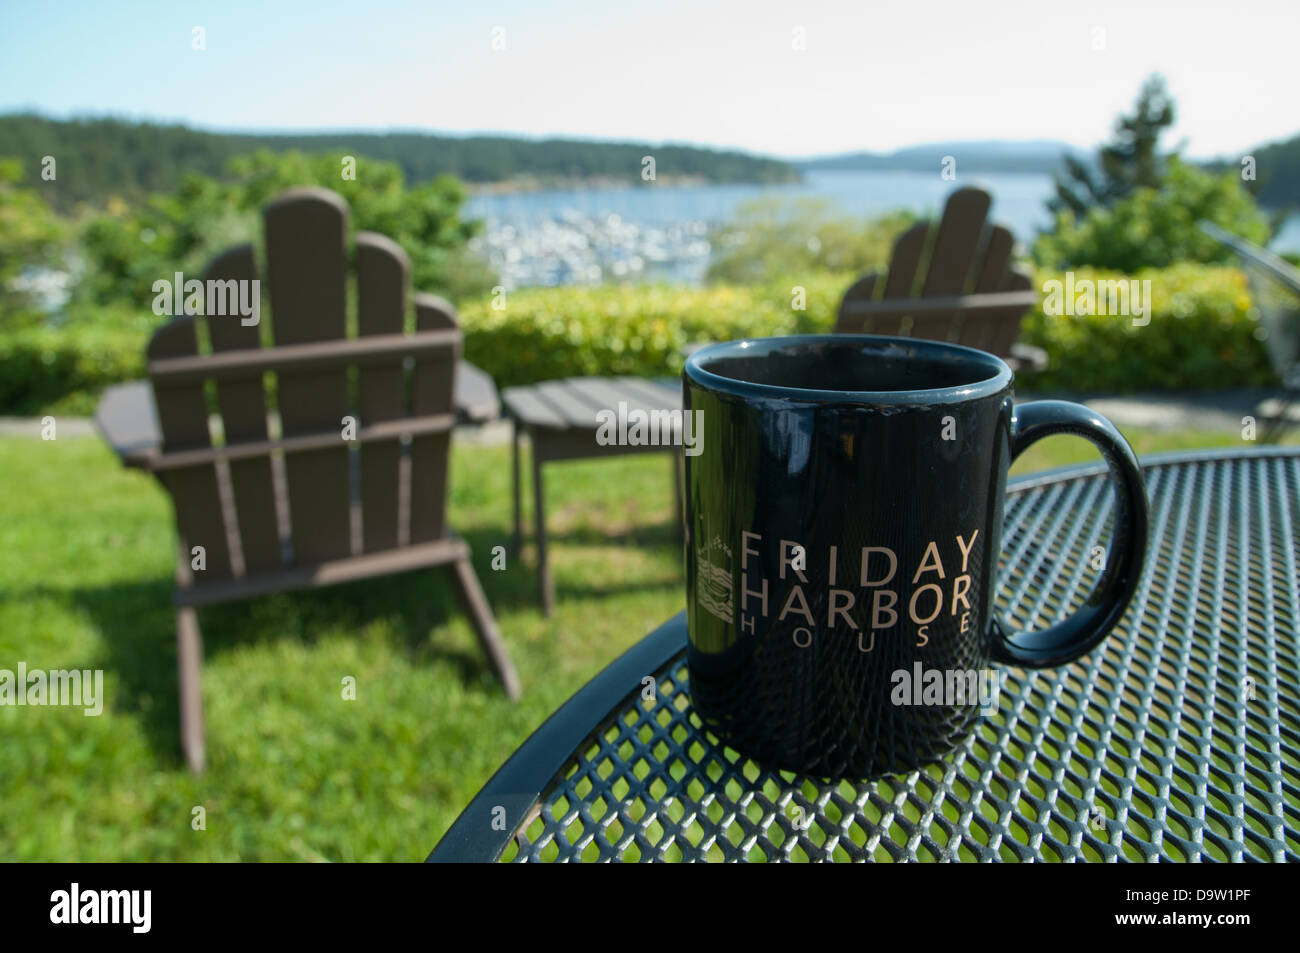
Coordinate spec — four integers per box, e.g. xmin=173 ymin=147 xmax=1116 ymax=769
xmin=0 ymin=264 xmax=1276 ymax=415
xmin=458 ymin=278 xmax=844 ymax=389
xmin=0 ymin=324 xmax=144 ymax=415
xmin=460 ymin=265 xmax=1274 ymax=394
xmin=1017 ymin=264 xmax=1274 ymax=392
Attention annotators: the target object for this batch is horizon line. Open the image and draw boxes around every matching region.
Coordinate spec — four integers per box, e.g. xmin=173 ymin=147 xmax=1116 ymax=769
xmin=2 ymin=107 xmax=1291 ymax=164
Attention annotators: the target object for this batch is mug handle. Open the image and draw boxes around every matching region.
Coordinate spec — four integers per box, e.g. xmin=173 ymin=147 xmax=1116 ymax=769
xmin=991 ymin=400 xmax=1150 ymax=668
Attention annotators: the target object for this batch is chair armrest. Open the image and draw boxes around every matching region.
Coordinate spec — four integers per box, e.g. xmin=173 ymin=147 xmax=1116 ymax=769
xmin=1007 ymin=342 xmax=1049 ymax=373
xmin=97 ymin=363 xmax=498 ymax=467
xmin=93 ymin=381 xmax=161 ymax=469
xmin=455 ymin=360 xmax=501 ymax=424
xmin=839 ymin=289 xmax=1040 ymax=322
xmin=136 ymin=413 xmax=455 ymax=472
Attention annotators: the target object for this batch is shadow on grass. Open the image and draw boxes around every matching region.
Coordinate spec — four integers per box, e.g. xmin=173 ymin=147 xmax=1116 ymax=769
xmin=29 ymin=521 xmax=681 ymax=769
xmin=458 ymin=524 xmax=684 ymax=602
xmin=37 ymin=568 xmax=483 ymax=767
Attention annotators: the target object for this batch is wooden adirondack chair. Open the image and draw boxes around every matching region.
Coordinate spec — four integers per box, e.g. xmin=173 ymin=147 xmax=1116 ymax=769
xmin=99 ymin=187 xmax=519 ymax=773
xmin=835 ymin=187 xmax=1046 ymax=371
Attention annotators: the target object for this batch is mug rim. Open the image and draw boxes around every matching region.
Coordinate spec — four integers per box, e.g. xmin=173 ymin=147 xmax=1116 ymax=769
xmin=684 ymin=334 xmax=1014 ymax=405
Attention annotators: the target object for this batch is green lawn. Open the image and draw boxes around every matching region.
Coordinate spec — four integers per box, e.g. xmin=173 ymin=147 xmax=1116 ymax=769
xmin=0 ymin=422 xmax=1289 ymax=860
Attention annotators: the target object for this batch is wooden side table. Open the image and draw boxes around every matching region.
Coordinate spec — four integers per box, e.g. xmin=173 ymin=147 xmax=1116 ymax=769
xmin=502 ymin=376 xmax=685 ymax=615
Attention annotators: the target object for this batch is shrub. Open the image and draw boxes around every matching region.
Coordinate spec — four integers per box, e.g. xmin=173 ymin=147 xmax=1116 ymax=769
xmin=460 ymin=265 xmax=1273 ymax=395
xmin=1017 ymin=264 xmax=1273 ymax=392
xmin=0 ymin=323 xmax=144 ymax=415
xmin=458 ymin=276 xmax=845 ymax=389
xmin=0 ymin=159 xmax=68 ymax=329
xmin=73 ymin=151 xmax=494 ymax=309
xmin=1033 ymin=158 xmax=1272 ymax=272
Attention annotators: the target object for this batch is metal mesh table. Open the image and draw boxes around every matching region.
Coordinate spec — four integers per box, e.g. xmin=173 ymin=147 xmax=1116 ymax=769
xmin=430 ymin=447 xmax=1300 ymax=862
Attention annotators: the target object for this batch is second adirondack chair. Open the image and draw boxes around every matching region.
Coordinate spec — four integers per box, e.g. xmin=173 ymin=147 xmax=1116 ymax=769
xmin=96 ymin=187 xmax=520 ymax=773
xmin=835 ymin=186 xmax=1046 ymax=372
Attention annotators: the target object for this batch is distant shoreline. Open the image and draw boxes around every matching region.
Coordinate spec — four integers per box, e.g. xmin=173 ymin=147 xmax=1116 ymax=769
xmin=463 ymin=167 xmax=1068 ymax=196
xmin=467 ymin=173 xmax=783 ymax=195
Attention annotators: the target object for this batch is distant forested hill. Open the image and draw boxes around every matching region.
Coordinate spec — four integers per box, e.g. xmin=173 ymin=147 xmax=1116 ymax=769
xmin=0 ymin=114 xmax=800 ymax=209
xmin=796 ymin=140 xmax=1088 ymax=175
xmin=802 ymin=137 xmax=1300 ymax=211
xmin=1204 ymin=133 xmax=1300 ymax=211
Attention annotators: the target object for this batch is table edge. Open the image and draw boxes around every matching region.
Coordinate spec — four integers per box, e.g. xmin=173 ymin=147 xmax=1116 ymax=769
xmin=427 ymin=611 xmax=688 ymax=862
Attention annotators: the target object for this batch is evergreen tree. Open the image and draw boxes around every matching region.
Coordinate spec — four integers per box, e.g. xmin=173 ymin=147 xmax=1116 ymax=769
xmin=1050 ymin=74 xmax=1176 ymax=217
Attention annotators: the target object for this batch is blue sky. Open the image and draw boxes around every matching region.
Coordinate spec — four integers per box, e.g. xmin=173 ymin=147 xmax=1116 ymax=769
xmin=0 ymin=0 xmax=1294 ymax=158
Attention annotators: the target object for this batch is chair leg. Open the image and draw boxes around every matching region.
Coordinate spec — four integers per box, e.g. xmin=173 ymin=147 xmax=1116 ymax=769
xmin=672 ymin=451 xmax=684 ymax=542
xmin=448 ymin=555 xmax=521 ymax=701
xmin=532 ymin=444 xmax=554 ymax=616
xmin=511 ymin=418 xmax=524 ymax=555
xmin=1261 ymin=390 xmax=1298 ymax=444
xmin=175 ymin=606 xmax=206 ymax=773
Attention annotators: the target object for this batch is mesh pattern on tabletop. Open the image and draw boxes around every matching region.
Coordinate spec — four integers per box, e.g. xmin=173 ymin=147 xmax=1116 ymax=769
xmin=502 ymin=455 xmax=1300 ymax=862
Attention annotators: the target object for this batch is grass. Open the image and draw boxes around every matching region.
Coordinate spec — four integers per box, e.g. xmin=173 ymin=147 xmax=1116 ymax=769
xmin=0 ymin=421 xmax=1291 ymax=860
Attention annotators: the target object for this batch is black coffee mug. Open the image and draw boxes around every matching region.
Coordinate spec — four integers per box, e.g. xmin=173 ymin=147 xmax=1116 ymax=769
xmin=683 ymin=334 xmax=1149 ymax=778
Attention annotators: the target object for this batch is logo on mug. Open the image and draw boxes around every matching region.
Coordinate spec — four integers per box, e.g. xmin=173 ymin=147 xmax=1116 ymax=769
xmin=696 ymin=527 xmax=981 ymax=649
xmin=696 ymin=535 xmax=734 ymax=624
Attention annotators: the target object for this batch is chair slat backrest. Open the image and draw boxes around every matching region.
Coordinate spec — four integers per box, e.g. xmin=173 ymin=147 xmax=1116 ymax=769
xmin=972 ymin=224 xmax=1013 ymax=293
xmin=264 ymin=188 xmax=354 ymax=564
xmin=834 ymin=187 xmax=1035 ymax=356
xmin=356 ymin=233 xmax=409 ymax=553
xmin=148 ymin=320 xmax=234 ymax=581
xmin=980 ymin=270 xmax=1034 ymax=358
xmin=878 ymin=222 xmax=929 ymax=337
xmin=920 ymin=187 xmax=990 ymax=297
xmin=837 ymin=274 xmax=881 ymax=336
xmin=205 ymin=244 xmax=282 ymax=575
xmin=909 ymin=188 xmax=990 ymax=341
xmin=956 ymin=224 xmax=1025 ymax=353
xmin=147 ymin=188 xmax=461 ymax=586
xmin=409 ymin=295 xmax=459 ymax=543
